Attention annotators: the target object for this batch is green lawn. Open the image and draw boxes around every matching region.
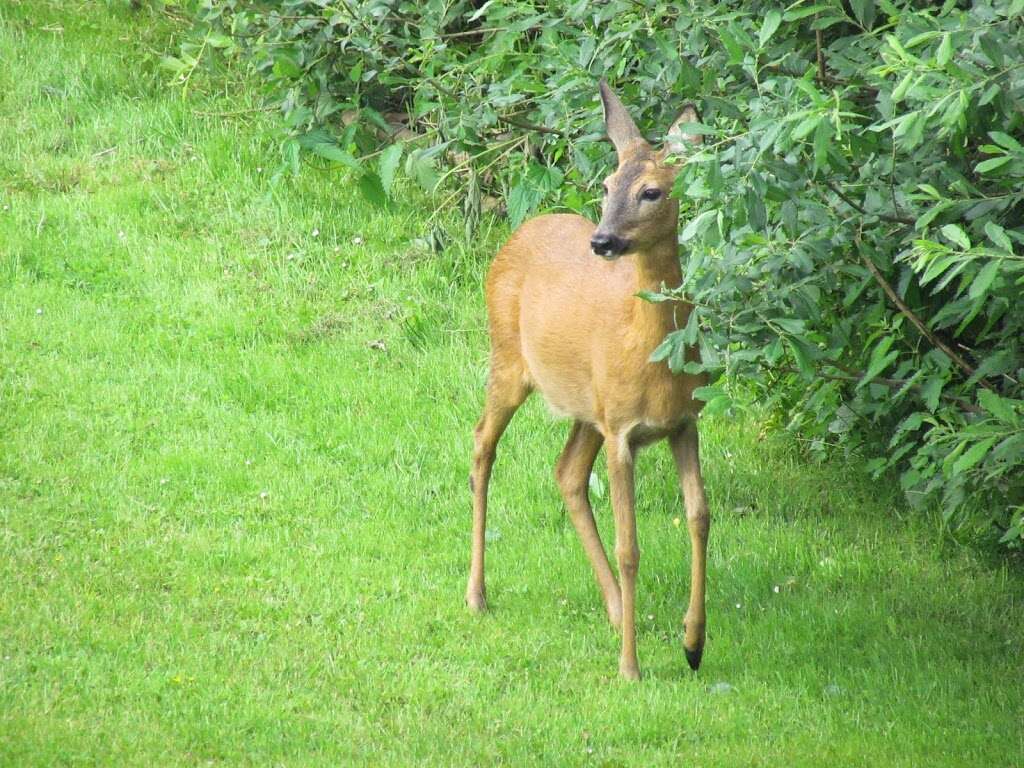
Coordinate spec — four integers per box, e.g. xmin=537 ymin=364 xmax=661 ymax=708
xmin=2 ymin=2 xmax=1022 ymax=766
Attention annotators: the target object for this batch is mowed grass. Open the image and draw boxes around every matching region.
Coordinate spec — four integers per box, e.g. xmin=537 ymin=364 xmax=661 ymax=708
xmin=1 ymin=3 xmax=1022 ymax=766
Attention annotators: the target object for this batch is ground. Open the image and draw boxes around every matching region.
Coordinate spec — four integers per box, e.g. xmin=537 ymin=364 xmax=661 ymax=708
xmin=1 ymin=2 xmax=1022 ymax=766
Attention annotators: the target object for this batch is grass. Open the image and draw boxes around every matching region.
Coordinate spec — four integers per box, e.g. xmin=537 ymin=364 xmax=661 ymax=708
xmin=1 ymin=2 xmax=1023 ymax=765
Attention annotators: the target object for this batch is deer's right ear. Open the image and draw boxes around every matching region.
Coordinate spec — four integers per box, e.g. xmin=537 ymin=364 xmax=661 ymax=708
xmin=664 ymin=103 xmax=704 ymax=157
xmin=599 ymin=80 xmax=644 ymax=155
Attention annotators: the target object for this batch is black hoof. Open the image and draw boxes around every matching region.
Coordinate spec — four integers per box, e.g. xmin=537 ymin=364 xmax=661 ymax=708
xmin=685 ymin=644 xmax=704 ymax=671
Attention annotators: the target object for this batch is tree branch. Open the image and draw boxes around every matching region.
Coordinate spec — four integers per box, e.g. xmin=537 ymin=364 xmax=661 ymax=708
xmin=496 ymin=115 xmax=565 ymax=137
xmin=825 ymin=180 xmax=915 ymax=225
xmin=855 ymin=240 xmax=995 ymax=392
xmin=781 ymin=365 xmax=984 ymax=415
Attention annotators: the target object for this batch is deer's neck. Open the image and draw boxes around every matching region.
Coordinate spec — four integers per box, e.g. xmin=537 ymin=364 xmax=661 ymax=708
xmin=628 ymin=237 xmax=686 ymax=337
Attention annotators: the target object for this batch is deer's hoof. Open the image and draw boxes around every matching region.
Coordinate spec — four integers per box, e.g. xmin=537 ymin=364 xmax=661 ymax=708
xmin=684 ymin=643 xmax=704 ymax=671
xmin=619 ymin=661 xmax=641 ymax=681
xmin=465 ymin=590 xmax=487 ymax=613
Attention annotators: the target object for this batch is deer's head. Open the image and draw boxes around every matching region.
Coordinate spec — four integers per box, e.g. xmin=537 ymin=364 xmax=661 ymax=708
xmin=590 ymin=80 xmax=703 ymax=260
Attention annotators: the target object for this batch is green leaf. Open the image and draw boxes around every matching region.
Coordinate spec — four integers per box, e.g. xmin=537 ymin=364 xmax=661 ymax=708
xmin=506 ymin=184 xmax=530 ymax=229
xmin=298 ymin=129 xmax=362 ymax=171
xmin=788 ymin=338 xmax=814 ymax=377
xmin=849 ymin=0 xmax=875 ymax=28
xmin=378 ymin=143 xmax=403 ymax=198
xmin=975 ymin=156 xmax=1011 ymax=174
xmin=990 ymin=131 xmax=1023 ymax=152
xmin=650 ymin=329 xmax=687 ymax=365
xmin=791 ymin=115 xmax=820 ymax=141
xmin=680 ymin=209 xmax=717 ymax=242
xmin=784 ymin=4 xmax=832 ymax=21
xmin=774 ymin=318 xmax=806 ymax=335
xmin=759 ymin=10 xmax=782 ymax=47
xmin=935 ymin=33 xmax=952 ymax=67
xmin=357 ymin=173 xmax=386 ymax=207
xmin=951 ymin=436 xmax=998 ymax=475
xmin=813 ymin=119 xmax=831 ymax=174
xmin=920 ymin=376 xmax=944 ymax=412
xmin=745 ymin=188 xmax=767 ymax=231
xmin=859 ymin=336 xmax=897 ymax=388
xmin=692 ymin=386 xmax=729 ymax=415
xmin=406 ymin=148 xmax=441 ymax=193
xmin=891 ymin=71 xmax=915 ymax=103
xmin=718 ymin=27 xmax=743 ymax=64
xmin=968 ymin=259 xmax=1000 ymax=299
xmin=979 ymin=389 xmax=1019 ymax=424
xmin=984 ymin=221 xmax=1013 ymax=253
xmin=941 ymin=224 xmax=970 ymax=250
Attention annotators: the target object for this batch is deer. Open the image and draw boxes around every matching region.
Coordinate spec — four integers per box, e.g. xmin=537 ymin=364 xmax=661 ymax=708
xmin=466 ymin=80 xmax=711 ymax=680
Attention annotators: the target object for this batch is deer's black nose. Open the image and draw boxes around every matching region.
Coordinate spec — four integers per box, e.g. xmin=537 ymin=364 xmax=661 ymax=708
xmin=591 ymin=232 xmax=629 ymax=259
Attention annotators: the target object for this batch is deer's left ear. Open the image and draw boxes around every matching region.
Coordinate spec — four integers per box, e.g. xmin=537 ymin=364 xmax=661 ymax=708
xmin=663 ymin=103 xmax=703 ymax=158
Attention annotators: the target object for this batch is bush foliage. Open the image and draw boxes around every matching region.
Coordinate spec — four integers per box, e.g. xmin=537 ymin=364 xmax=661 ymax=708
xmin=175 ymin=0 xmax=1024 ymax=549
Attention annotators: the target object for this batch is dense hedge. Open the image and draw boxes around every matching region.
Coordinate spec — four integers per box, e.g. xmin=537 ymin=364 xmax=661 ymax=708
xmin=173 ymin=0 xmax=1024 ymax=550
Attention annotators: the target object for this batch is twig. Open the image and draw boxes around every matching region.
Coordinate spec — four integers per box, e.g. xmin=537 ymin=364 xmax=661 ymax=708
xmin=438 ymin=27 xmax=509 ymax=39
xmin=496 ymin=115 xmax=565 ymax=137
xmin=781 ymin=365 xmax=984 ymax=414
xmin=856 ymin=237 xmax=995 ymax=392
xmin=825 ymin=179 xmax=916 ymax=225
xmin=815 ymin=27 xmax=826 ymax=83
xmin=193 ymin=106 xmax=276 ymax=118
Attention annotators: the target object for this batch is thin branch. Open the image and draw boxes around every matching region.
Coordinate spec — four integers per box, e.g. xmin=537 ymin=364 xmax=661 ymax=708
xmin=496 ymin=115 xmax=565 ymax=137
xmin=825 ymin=179 xmax=916 ymax=225
xmin=856 ymin=238 xmax=995 ymax=392
xmin=438 ymin=26 xmax=509 ymax=39
xmin=781 ymin=366 xmax=984 ymax=415
xmin=815 ymin=27 xmax=827 ymax=83
xmin=192 ymin=106 xmax=276 ymax=118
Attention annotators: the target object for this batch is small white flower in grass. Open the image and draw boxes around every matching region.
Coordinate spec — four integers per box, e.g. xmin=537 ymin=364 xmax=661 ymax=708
xmin=312 ymin=228 xmax=319 ymax=238
xmin=736 ymin=603 xmax=741 ymax=609
xmin=35 ymin=308 xmax=43 ymax=315
xmin=118 ymin=230 xmax=125 ymax=239
xmin=773 ymin=585 xmax=780 ymax=594
xmin=159 ymin=478 xmax=168 ymax=486
xmin=256 ymin=167 xmax=263 ymax=173
xmin=647 ymin=614 xmax=654 ymax=621
xmin=352 ymin=236 xmax=363 ymax=245
xmin=245 ymin=459 xmax=252 ymax=466
xmin=259 ymin=491 xmax=269 ymax=500
xmin=672 ymin=516 xmax=681 ymax=527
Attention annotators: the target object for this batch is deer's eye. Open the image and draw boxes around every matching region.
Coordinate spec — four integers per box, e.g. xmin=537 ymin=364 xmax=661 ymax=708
xmin=602 ymin=183 xmax=610 ymax=196
xmin=640 ymin=188 xmax=662 ymax=202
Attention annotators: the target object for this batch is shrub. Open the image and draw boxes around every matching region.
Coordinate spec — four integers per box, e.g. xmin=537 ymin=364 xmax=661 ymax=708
xmin=176 ymin=0 xmax=1024 ymax=550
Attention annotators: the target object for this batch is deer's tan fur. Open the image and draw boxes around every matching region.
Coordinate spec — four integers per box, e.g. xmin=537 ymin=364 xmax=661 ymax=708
xmin=467 ymin=82 xmax=711 ymax=680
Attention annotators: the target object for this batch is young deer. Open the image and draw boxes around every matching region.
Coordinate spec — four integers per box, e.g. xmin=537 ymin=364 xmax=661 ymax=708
xmin=467 ymin=81 xmax=710 ymax=680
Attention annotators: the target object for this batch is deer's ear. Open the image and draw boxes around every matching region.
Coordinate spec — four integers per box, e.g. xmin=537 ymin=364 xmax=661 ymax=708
xmin=664 ymin=103 xmax=703 ymax=157
xmin=599 ymin=80 xmax=644 ymax=155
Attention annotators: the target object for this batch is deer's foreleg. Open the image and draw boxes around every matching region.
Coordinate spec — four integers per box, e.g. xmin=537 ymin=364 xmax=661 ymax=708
xmin=606 ymin=434 xmax=640 ymax=680
xmin=670 ymin=421 xmax=710 ymax=671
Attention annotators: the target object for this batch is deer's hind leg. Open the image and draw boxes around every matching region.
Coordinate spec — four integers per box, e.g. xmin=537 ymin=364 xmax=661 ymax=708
xmin=466 ymin=356 xmax=529 ymax=613
xmin=555 ymin=422 xmax=622 ymax=628
xmin=670 ymin=420 xmax=710 ymax=671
